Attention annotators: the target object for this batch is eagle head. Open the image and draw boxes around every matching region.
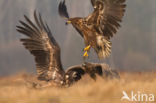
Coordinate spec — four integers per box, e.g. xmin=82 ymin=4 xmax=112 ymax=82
xmin=63 ymin=67 xmax=85 ymax=86
xmin=66 ymin=17 xmax=83 ymax=26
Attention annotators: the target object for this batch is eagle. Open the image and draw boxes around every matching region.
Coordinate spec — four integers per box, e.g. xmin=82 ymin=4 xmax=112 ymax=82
xmin=59 ymin=0 xmax=126 ymax=59
xmin=16 ymin=11 xmax=105 ymax=87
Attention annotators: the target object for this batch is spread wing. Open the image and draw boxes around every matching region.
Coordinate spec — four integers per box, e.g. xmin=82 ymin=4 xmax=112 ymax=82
xmin=58 ymin=0 xmax=69 ymax=19
xmin=88 ymin=0 xmax=126 ymax=39
xmin=16 ymin=11 xmax=64 ymax=81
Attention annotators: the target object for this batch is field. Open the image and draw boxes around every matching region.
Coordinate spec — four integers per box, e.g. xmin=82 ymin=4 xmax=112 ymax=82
xmin=0 ymin=72 xmax=156 ymax=103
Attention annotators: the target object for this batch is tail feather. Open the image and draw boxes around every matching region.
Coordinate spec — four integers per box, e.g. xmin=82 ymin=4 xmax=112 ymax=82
xmin=95 ymin=36 xmax=112 ymax=59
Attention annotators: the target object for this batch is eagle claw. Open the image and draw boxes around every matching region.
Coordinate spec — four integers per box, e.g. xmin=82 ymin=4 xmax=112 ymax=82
xmin=83 ymin=51 xmax=89 ymax=57
xmin=84 ymin=45 xmax=91 ymax=51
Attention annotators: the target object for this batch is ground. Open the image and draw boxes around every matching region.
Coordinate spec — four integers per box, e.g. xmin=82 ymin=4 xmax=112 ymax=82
xmin=0 ymin=72 xmax=156 ymax=103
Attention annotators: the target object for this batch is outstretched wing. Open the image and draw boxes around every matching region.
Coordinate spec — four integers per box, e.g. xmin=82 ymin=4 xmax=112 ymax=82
xmin=88 ymin=0 xmax=126 ymax=39
xmin=16 ymin=11 xmax=64 ymax=81
xmin=58 ymin=0 xmax=69 ymax=19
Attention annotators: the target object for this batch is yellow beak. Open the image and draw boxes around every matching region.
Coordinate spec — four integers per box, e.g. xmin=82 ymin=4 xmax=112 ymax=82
xmin=66 ymin=20 xmax=71 ymax=24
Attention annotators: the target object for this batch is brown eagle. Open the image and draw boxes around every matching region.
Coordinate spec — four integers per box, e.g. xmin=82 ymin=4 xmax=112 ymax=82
xmin=16 ymin=11 xmax=105 ymax=87
xmin=59 ymin=0 xmax=126 ymax=59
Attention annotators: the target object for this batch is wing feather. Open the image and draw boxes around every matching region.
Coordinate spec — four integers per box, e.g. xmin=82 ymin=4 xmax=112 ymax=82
xmin=17 ymin=11 xmax=64 ymax=81
xmin=89 ymin=0 xmax=126 ymax=39
xmin=58 ymin=0 xmax=69 ymax=19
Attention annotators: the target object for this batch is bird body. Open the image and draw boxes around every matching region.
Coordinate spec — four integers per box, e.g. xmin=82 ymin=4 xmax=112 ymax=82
xmin=59 ymin=0 xmax=126 ymax=59
xmin=66 ymin=17 xmax=112 ymax=58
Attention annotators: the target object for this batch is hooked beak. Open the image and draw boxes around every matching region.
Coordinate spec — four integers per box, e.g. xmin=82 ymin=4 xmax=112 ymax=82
xmin=66 ymin=20 xmax=71 ymax=25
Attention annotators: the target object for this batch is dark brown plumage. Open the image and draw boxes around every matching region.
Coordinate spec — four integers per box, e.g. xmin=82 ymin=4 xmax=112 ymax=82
xmin=59 ymin=0 xmax=126 ymax=59
xmin=17 ymin=11 xmax=111 ymax=87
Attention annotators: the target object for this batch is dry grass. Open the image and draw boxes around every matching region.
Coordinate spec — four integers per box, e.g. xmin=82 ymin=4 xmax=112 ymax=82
xmin=0 ymin=72 xmax=156 ymax=103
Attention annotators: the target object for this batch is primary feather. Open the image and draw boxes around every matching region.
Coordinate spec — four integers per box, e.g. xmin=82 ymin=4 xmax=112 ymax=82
xmin=17 ymin=11 xmax=64 ymax=82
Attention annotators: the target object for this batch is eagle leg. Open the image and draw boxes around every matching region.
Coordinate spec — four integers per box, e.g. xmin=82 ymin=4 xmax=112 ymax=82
xmin=84 ymin=45 xmax=91 ymax=51
xmin=83 ymin=51 xmax=89 ymax=57
xmin=83 ymin=45 xmax=91 ymax=58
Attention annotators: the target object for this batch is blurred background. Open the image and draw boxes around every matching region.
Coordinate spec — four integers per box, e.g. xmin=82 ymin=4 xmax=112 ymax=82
xmin=0 ymin=0 xmax=156 ymax=76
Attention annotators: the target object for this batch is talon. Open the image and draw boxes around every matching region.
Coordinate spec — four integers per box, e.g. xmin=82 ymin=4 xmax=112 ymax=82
xmin=84 ymin=45 xmax=91 ymax=51
xmin=83 ymin=51 xmax=89 ymax=57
